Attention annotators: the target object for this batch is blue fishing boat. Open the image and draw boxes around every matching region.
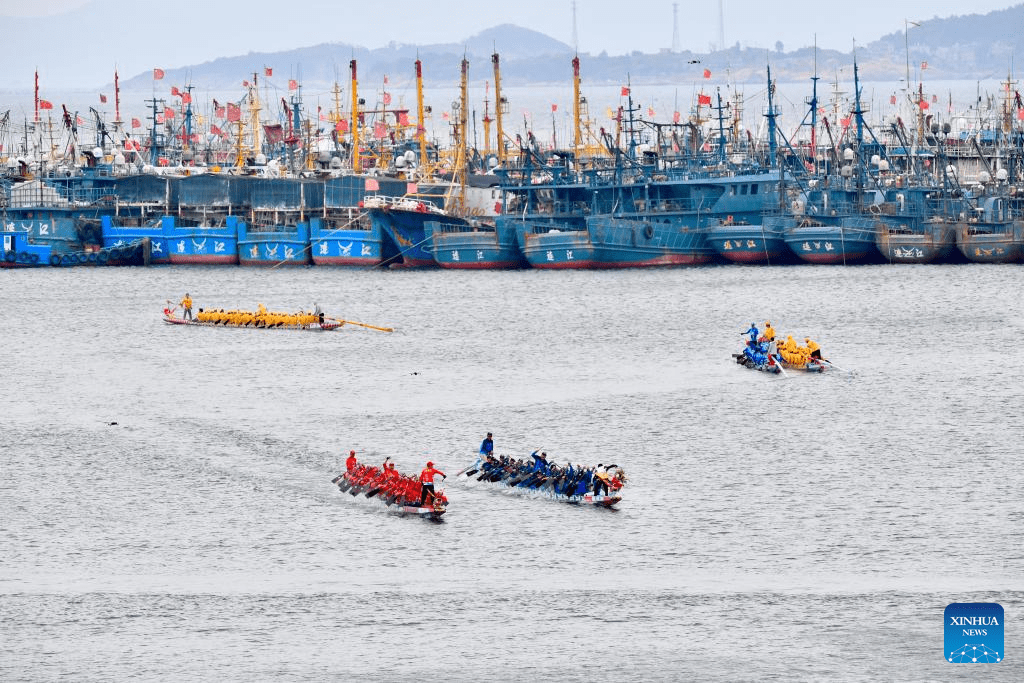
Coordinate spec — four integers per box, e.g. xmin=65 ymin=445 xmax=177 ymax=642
xmin=1 ymin=170 xmax=129 ymax=268
xmin=165 ymin=175 xmax=246 ymax=264
xmin=954 ymin=195 xmax=1024 ymax=263
xmin=310 ymin=176 xmax=391 ymax=267
xmin=237 ymin=178 xmax=317 ymax=266
xmin=425 ymin=217 xmax=527 ymax=269
xmin=100 ymin=174 xmax=179 ymax=264
xmin=873 ymin=185 xmax=961 ymax=264
xmin=364 ymin=189 xmax=448 ymax=268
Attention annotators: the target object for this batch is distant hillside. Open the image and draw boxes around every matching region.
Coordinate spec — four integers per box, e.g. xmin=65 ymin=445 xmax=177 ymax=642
xmin=115 ymin=7 xmax=1024 ymax=91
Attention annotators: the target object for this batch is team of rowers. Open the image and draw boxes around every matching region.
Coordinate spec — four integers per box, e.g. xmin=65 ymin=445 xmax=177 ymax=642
xmin=741 ymin=320 xmax=823 ymax=368
xmin=332 ymin=451 xmax=448 ymax=510
xmin=194 ymin=302 xmax=326 ymax=327
xmin=463 ymin=433 xmax=627 ymax=498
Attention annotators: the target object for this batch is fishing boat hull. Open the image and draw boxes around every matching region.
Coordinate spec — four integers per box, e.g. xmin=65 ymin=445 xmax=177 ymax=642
xmin=954 ymin=222 xmax=1024 ymax=263
xmin=366 ymin=199 xmax=446 ymax=268
xmin=101 ymin=216 xmax=172 ymax=264
xmin=875 ymin=221 xmax=958 ymax=264
xmin=426 ymin=220 xmax=528 ymax=269
xmin=163 ymin=216 xmax=240 ymax=265
xmin=309 ymin=216 xmax=386 ymax=266
xmin=587 ymin=216 xmax=716 ymax=267
xmin=510 ymin=216 xmax=598 ymax=269
xmin=709 ymin=219 xmax=792 ymax=264
xmin=783 ymin=217 xmax=880 ymax=264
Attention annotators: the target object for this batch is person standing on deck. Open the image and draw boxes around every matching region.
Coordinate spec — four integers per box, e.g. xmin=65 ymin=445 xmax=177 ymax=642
xmin=419 ymin=461 xmax=446 ymax=506
xmin=743 ymin=322 xmax=759 ymax=346
xmin=480 ymin=432 xmax=494 ymax=457
xmin=346 ymin=450 xmax=358 ymax=472
xmin=180 ymin=293 xmax=193 ymax=320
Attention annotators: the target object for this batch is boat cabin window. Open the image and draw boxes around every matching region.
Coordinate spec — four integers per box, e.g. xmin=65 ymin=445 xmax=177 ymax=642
xmin=751 ymin=184 xmax=759 ymax=195
xmin=730 ymin=185 xmax=737 ymax=196
xmin=740 ymin=185 xmax=749 ymax=195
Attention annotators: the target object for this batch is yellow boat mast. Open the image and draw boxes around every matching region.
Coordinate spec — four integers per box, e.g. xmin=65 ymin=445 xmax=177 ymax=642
xmin=492 ymin=52 xmax=505 ymax=164
xmin=415 ymin=58 xmax=428 ymax=177
xmin=350 ymin=59 xmax=361 ymax=174
xmin=454 ymin=57 xmax=469 ymax=216
xmin=572 ymin=56 xmax=582 ymax=161
xmin=482 ymin=81 xmax=492 ymax=156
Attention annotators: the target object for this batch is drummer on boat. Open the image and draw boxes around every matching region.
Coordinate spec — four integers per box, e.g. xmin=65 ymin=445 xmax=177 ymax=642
xmin=419 ymin=461 xmax=446 ymax=506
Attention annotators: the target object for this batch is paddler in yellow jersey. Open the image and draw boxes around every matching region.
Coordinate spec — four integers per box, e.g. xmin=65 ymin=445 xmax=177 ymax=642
xmin=763 ymin=321 xmax=775 ymax=342
xmin=180 ymin=293 xmax=193 ymax=320
xmin=806 ymin=337 xmax=821 ymax=359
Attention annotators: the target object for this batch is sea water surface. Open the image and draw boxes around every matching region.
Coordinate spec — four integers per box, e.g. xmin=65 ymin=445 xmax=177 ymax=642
xmin=1 ymin=263 xmax=1021 ymax=680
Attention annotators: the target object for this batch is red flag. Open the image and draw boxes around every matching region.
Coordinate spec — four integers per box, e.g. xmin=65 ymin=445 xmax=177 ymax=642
xmin=373 ymin=121 xmax=387 ymax=138
xmin=647 ymin=107 xmax=655 ymax=118
xmin=620 ymin=86 xmax=630 ymax=96
xmin=551 ymin=103 xmax=558 ymax=112
xmin=365 ymin=177 xmax=380 ymax=191
xmin=263 ymin=123 xmax=284 ymax=144
xmin=288 ymin=79 xmax=298 ymax=91
xmin=703 ymin=69 xmax=712 ymax=79
xmin=100 ymin=94 xmax=107 ymax=103
xmin=39 ymin=99 xmax=53 ymax=110
xmin=215 ymin=106 xmax=226 ymax=118
xmin=76 ymin=115 xmax=84 ymax=126
xmin=131 ymin=117 xmax=141 ymax=128
xmin=890 ymin=95 xmax=897 ymax=105
xmin=921 ymin=61 xmax=928 ymax=70
xmin=398 ymin=112 xmax=409 ymax=126
xmin=242 ymin=80 xmax=249 ymax=87
xmin=264 ymin=66 xmax=273 ymax=77
xmin=156 ymin=115 xmax=164 ymax=124
xmin=153 ymin=68 xmax=164 ymax=80
xmin=1018 ymin=109 xmax=1024 ymax=120
xmin=181 ymin=92 xmax=192 ymax=105
xmin=383 ymin=92 xmax=392 ymax=105
xmin=210 ymin=124 xmax=223 ymax=135
xmin=673 ymin=111 xmax=681 ymax=124
xmin=226 ymin=102 xmax=241 ymax=122
xmin=383 ymin=74 xmax=389 ymax=85
xmin=442 ymin=112 xmax=450 ymax=120
xmin=335 ymin=119 xmax=349 ymax=132
xmin=171 ymin=86 xmax=180 ymax=96
xmin=164 ymin=106 xmax=176 ymax=118
xmin=840 ymin=117 xmax=851 ymax=128
xmin=406 ymin=182 xmax=418 ymax=194
xmin=697 ymin=94 xmax=711 ymax=105
xmin=918 ymin=99 xmax=929 ymax=110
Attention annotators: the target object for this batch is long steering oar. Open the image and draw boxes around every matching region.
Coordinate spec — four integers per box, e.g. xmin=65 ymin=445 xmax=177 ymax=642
xmin=328 ymin=317 xmax=394 ymax=332
xmin=822 ymin=358 xmax=849 ymax=373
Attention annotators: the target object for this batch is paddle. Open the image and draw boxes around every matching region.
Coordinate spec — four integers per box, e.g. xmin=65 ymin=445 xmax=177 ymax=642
xmin=327 ymin=316 xmax=394 ymax=332
xmin=821 ymin=358 xmax=849 ymax=372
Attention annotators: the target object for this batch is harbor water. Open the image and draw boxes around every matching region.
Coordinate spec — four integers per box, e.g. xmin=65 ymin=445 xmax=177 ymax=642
xmin=2 ymin=263 xmax=1022 ymax=680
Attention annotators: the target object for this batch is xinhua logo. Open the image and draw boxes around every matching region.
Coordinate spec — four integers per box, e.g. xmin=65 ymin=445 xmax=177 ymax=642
xmin=944 ymin=603 xmax=1003 ymax=663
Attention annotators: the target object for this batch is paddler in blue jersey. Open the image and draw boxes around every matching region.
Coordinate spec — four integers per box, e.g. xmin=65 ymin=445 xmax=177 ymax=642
xmin=480 ymin=432 xmax=494 ymax=457
xmin=743 ymin=322 xmax=759 ymax=345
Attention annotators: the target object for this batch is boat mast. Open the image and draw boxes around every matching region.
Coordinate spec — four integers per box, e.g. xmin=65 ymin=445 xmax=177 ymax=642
xmin=455 ymin=57 xmax=469 ymax=215
xmin=765 ymin=64 xmax=777 ymax=168
xmin=350 ymin=59 xmax=361 ymax=174
xmin=415 ymin=58 xmax=427 ymax=175
xmin=492 ymin=52 xmax=505 ymax=165
xmin=482 ymin=81 xmax=492 ymax=156
xmin=249 ymin=73 xmax=262 ymax=161
xmin=572 ymin=55 xmax=582 ymax=162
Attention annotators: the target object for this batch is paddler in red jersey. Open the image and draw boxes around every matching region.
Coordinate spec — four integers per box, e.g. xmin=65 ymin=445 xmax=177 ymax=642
xmin=346 ymin=450 xmax=358 ymax=472
xmin=419 ymin=461 xmax=446 ymax=506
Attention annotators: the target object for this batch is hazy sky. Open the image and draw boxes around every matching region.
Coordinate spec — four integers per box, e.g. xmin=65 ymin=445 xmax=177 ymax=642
xmin=2 ymin=0 xmax=1021 ymax=89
